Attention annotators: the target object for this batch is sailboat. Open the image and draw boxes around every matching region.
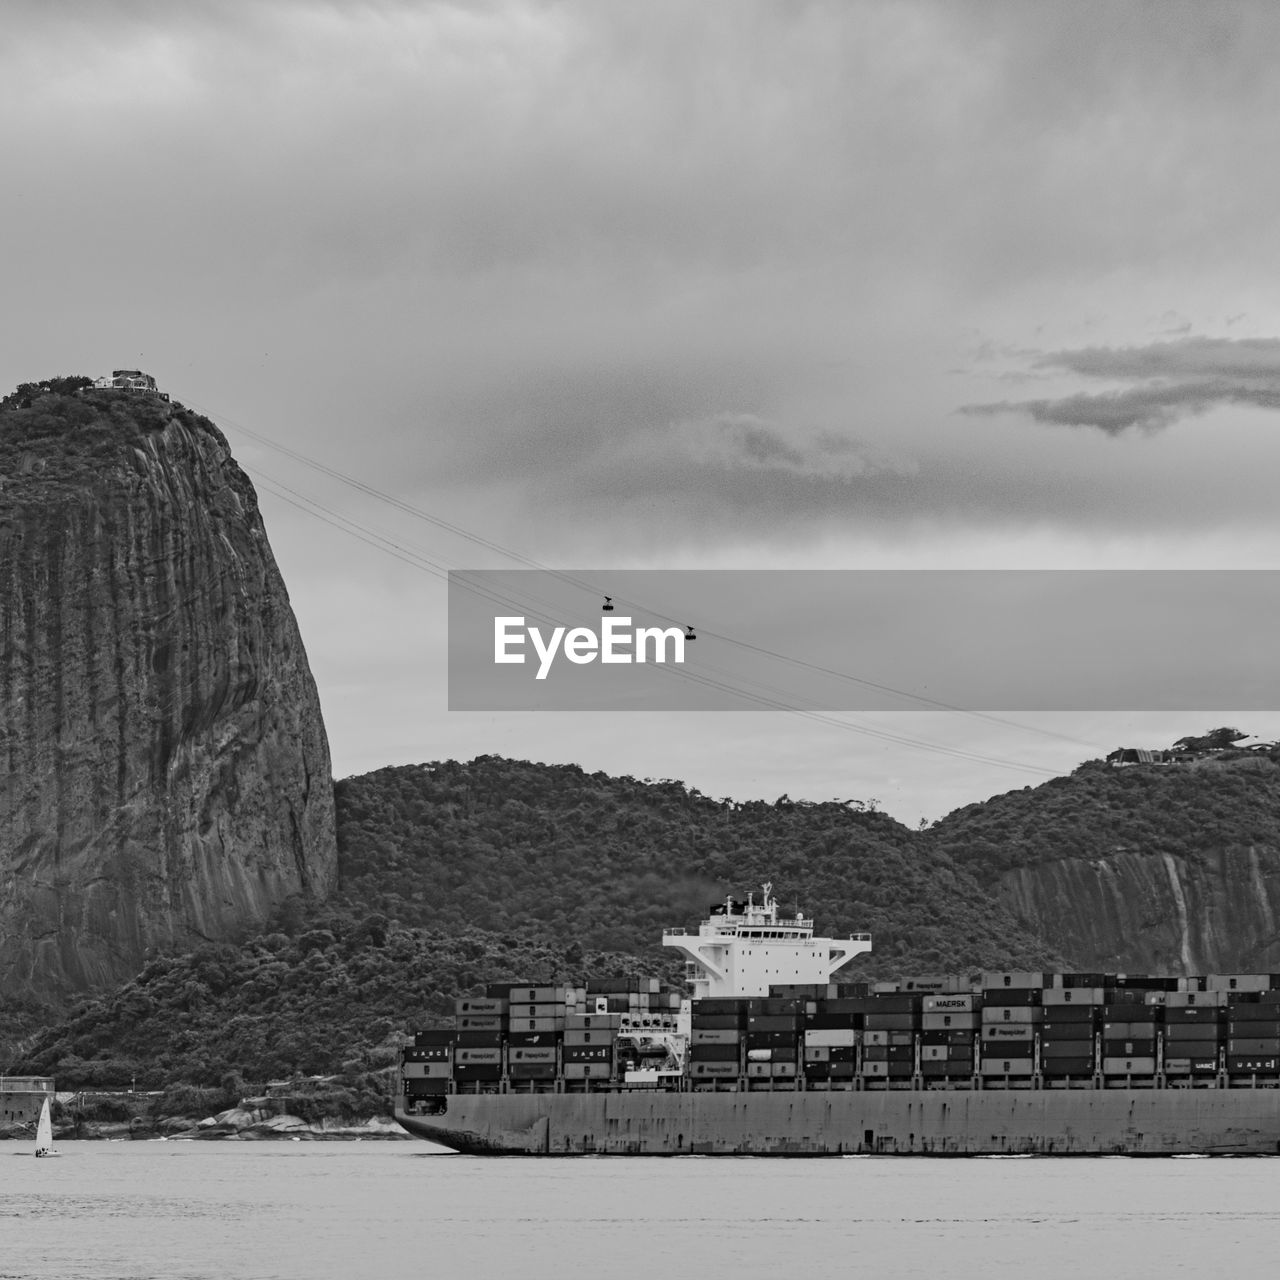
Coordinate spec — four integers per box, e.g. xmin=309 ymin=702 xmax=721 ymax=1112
xmin=33 ymin=1097 xmax=59 ymax=1157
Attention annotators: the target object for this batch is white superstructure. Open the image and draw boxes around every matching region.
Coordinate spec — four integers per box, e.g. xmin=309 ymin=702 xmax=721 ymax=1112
xmin=662 ymin=882 xmax=872 ymax=999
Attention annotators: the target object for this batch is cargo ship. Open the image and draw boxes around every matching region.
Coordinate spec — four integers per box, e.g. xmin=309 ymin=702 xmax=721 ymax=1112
xmin=394 ymin=884 xmax=1280 ymax=1155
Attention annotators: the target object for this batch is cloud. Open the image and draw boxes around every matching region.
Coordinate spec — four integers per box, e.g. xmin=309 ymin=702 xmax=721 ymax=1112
xmin=962 ymin=337 xmax=1280 ymax=434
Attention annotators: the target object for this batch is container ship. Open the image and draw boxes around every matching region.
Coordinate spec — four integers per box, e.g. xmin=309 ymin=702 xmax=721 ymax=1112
xmin=394 ymin=884 xmax=1280 ymax=1155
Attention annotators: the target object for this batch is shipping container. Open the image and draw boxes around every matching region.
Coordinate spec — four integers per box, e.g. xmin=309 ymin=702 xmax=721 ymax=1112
xmin=804 ymin=1045 xmax=831 ymax=1063
xmin=981 ymin=972 xmax=1046 ymax=990
xmin=456 ymin=1030 xmax=504 ymax=1048
xmin=690 ymin=1014 xmax=742 ymax=1030
xmin=1206 ymin=974 xmax=1274 ymax=993
xmin=508 ymin=1063 xmax=557 ymax=1081
xmin=403 ymin=1045 xmax=451 ymax=1062
xmin=562 ymin=1063 xmax=612 ymax=1080
xmin=1102 ymin=1038 xmax=1156 ymax=1056
xmin=507 ymin=1046 xmax=556 ymax=1064
xmin=455 ymin=1015 xmax=504 ymax=1032
xmin=864 ymin=1030 xmax=890 ymax=1047
xmin=689 ymin=1061 xmax=738 ymax=1078
xmin=1040 ymin=1006 xmax=1097 ymax=1026
xmin=1164 ymin=1006 xmax=1225 ymax=1024
xmin=1040 ymin=1040 xmax=1095 ymax=1059
xmin=510 ymin=1017 xmax=566 ymax=1034
xmin=979 ymin=1059 xmax=1035 ymax=1076
xmin=689 ymin=1044 xmax=740 ymax=1062
xmin=747 ymin=1014 xmax=801 ymax=1031
xmin=412 ymin=1029 xmax=456 ymax=1048
xmin=980 ymin=1006 xmax=1041 ymax=1024
xmin=922 ymin=994 xmax=975 ymax=1013
xmin=452 ymin=1064 xmax=502 ymax=1082
xmin=921 ymin=1012 xmax=979 ymax=1031
xmin=404 ymin=1078 xmax=450 ymax=1096
xmin=1227 ymin=1056 xmax=1280 ymax=1073
xmin=1227 ymin=1006 xmax=1280 ymax=1024
xmin=1101 ymin=1057 xmax=1157 ymax=1075
xmin=506 ymin=1031 xmax=557 ymax=1048
xmin=563 ymin=1028 xmax=617 ymax=1047
xmin=690 ymin=1028 xmax=741 ymax=1046
xmin=745 ymin=1031 xmax=797 ymax=1050
xmin=804 ymin=1028 xmax=858 ymax=1048
xmin=747 ymin=998 xmax=803 ymax=1016
xmin=864 ymin=1013 xmax=917 ymax=1031
xmin=1226 ymin=1038 xmax=1280 ymax=1056
xmin=803 ymin=1013 xmax=864 ymax=1031
xmin=507 ymin=1005 xmax=565 ymax=1022
xmin=1039 ymin=1057 xmax=1094 ymax=1076
xmin=401 ymin=1062 xmax=452 ymax=1079
xmin=565 ymin=1013 xmax=623 ymax=1031
xmin=454 ymin=1047 xmax=502 ymax=1065
xmin=455 ymin=998 xmax=507 ymax=1016
xmin=1042 ymin=988 xmax=1105 ymax=1006
xmin=865 ymin=994 xmax=919 ymax=1014
xmin=981 ymin=1024 xmax=1035 ymax=1041
xmin=563 ymin=1044 xmax=612 ymax=1063
xmin=981 ymin=1041 xmax=1033 ymax=1059
xmin=1103 ymin=1006 xmax=1158 ymax=1023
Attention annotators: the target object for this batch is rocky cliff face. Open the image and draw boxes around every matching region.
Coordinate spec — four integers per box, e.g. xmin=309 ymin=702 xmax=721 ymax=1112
xmin=934 ymin=756 xmax=1280 ymax=975
xmin=996 ymin=842 xmax=1280 ymax=974
xmin=0 ymin=386 xmax=337 ymax=1000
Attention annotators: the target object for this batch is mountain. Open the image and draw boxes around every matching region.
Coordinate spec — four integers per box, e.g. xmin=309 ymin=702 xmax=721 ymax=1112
xmin=334 ymin=756 xmax=1061 ymax=976
xmin=929 ymin=752 xmax=1280 ymax=974
xmin=0 ymin=378 xmax=337 ymax=1000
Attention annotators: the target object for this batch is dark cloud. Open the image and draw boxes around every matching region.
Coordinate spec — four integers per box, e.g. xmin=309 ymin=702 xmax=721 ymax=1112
xmin=962 ymin=338 xmax=1280 ymax=434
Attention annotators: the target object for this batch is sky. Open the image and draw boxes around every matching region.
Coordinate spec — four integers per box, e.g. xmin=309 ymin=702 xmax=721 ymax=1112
xmin=6 ymin=0 xmax=1280 ymax=825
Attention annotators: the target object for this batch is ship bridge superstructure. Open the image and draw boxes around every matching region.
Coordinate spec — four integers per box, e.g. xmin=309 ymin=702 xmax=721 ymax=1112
xmin=662 ymin=882 xmax=871 ymax=999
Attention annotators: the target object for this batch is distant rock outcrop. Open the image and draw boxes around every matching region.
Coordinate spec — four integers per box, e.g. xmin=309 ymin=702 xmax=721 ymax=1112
xmin=933 ymin=755 xmax=1280 ymax=974
xmin=0 ymin=382 xmax=337 ymax=999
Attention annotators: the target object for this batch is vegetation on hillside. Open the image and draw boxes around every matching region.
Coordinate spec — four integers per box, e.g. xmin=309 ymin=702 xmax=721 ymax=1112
xmin=9 ymin=905 xmax=662 ymax=1090
xmin=929 ymin=751 xmax=1280 ymax=883
xmin=335 ymin=757 xmax=1059 ymax=974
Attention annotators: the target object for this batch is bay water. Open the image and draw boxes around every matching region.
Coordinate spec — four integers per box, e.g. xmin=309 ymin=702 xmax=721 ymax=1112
xmin=3 ymin=1142 xmax=1278 ymax=1279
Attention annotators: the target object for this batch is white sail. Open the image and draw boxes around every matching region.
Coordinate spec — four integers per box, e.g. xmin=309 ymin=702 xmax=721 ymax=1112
xmin=34 ymin=1096 xmax=56 ymax=1157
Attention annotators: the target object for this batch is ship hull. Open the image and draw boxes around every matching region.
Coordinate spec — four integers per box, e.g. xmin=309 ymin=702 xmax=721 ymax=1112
xmin=396 ymin=1089 xmax=1280 ymax=1155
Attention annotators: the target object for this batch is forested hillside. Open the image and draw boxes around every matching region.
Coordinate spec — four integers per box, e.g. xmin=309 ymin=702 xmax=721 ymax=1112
xmin=334 ymin=757 xmax=1060 ymax=974
xmin=14 ymin=746 xmax=1280 ymax=1092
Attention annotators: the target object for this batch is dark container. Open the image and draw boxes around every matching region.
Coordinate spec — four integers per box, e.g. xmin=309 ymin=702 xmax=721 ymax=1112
xmin=404 ymin=1078 xmax=450 ymax=1096
xmin=1228 ymin=1005 xmax=1280 ymax=1024
xmin=413 ymin=1029 xmax=456 ymax=1047
xmin=1104 ymin=1005 xmax=1159 ymax=1022
xmin=1227 ymin=1037 xmax=1280 ymax=1056
xmin=867 ymin=994 xmax=920 ymax=1014
xmin=1041 ymin=1041 xmax=1095 ymax=1059
xmin=508 ymin=1063 xmax=557 ymax=1080
xmin=1165 ymin=1007 xmax=1224 ymax=1025
xmin=1041 ymin=1007 xmax=1097 ymax=1026
xmin=862 ymin=1045 xmax=889 ymax=1062
xmin=1040 ymin=1057 xmax=1094 ymax=1075
xmin=804 ymin=1062 xmax=831 ymax=1079
xmin=747 ymin=998 xmax=803 ymax=1016
xmin=456 ymin=1030 xmax=504 ymax=1048
xmin=981 ymin=1040 xmax=1033 ymax=1059
xmin=804 ymin=1013 xmax=864 ymax=1031
xmin=1102 ymin=1038 xmax=1156 ymax=1056
xmin=506 ymin=1031 xmax=559 ymax=1047
xmin=745 ymin=1031 xmax=798 ymax=1050
xmin=1227 ymin=1056 xmax=1280 ymax=1073
xmin=1060 ymin=972 xmax=1107 ymax=988
xmin=452 ymin=1064 xmax=502 ymax=1081
xmin=692 ymin=1014 xmax=743 ymax=1030
xmin=747 ymin=1014 xmax=802 ymax=1031
xmin=829 ymin=1045 xmax=857 ymax=1063
xmin=863 ymin=1013 xmax=918 ymax=1032
xmin=981 ymin=989 xmax=1041 ymax=1007
xmin=689 ymin=1044 xmax=740 ymax=1062
xmin=483 ymin=983 xmax=530 ymax=999
xmin=693 ymin=997 xmax=751 ymax=1014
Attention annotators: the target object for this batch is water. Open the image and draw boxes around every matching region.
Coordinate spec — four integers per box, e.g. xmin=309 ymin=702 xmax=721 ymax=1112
xmin=3 ymin=1143 xmax=1279 ymax=1279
